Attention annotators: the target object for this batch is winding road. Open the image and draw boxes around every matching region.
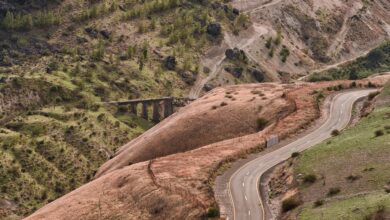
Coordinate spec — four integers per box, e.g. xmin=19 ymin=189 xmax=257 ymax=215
xmin=228 ymin=89 xmax=375 ymax=220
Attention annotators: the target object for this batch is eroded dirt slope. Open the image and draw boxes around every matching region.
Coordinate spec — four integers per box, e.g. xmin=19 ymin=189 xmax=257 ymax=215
xmin=96 ymin=83 xmax=293 ymax=177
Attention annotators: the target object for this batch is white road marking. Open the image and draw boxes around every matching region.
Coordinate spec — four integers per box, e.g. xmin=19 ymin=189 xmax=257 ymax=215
xmin=242 ymin=182 xmax=245 ymax=187
xmin=226 ymin=91 xmax=373 ymax=220
xmin=245 ymin=195 xmax=248 ymax=201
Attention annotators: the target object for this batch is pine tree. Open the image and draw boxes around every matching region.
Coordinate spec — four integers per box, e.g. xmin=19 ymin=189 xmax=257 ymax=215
xmin=2 ymin=11 xmax=15 ymax=29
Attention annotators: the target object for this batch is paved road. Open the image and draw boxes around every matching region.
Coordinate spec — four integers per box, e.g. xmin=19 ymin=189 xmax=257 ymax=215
xmin=228 ymin=90 xmax=375 ymax=220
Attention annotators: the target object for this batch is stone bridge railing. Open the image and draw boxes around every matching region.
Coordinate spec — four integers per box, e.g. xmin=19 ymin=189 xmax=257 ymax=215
xmin=106 ymin=97 xmax=194 ymax=122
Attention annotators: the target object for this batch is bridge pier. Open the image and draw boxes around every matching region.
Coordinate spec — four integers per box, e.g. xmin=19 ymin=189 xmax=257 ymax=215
xmin=152 ymin=101 xmax=160 ymax=123
xmin=142 ymin=103 xmax=148 ymax=120
xmin=164 ymin=99 xmax=173 ymax=118
xmin=130 ymin=103 xmax=137 ymax=115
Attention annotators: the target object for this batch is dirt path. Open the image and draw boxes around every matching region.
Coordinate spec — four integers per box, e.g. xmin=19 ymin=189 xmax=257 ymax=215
xmin=297 ymin=49 xmax=371 ymax=81
xmin=188 ymin=40 xmax=230 ymax=99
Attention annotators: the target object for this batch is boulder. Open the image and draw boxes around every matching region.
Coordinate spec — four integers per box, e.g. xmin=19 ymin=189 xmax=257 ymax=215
xmin=207 ymin=23 xmax=222 ymax=38
xmin=251 ymin=69 xmax=265 ymax=82
xmin=203 ymin=83 xmax=214 ymax=92
xmin=232 ymin=8 xmax=240 ymax=15
xmin=100 ymin=30 xmax=111 ymax=39
xmin=180 ymin=71 xmax=196 ymax=85
xmin=85 ymin=27 xmax=98 ymax=38
xmin=225 ymin=49 xmax=236 ymax=60
xmin=164 ymin=56 xmax=177 ymax=70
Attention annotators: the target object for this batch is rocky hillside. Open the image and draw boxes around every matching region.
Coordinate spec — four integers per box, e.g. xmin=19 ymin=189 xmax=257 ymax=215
xmin=226 ymin=0 xmax=390 ymax=80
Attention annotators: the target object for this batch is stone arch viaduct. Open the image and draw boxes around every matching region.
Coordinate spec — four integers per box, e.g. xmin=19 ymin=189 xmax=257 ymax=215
xmin=106 ymin=97 xmax=194 ymax=123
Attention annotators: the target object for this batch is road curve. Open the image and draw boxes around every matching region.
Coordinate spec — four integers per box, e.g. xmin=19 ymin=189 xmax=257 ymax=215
xmin=228 ymin=90 xmax=375 ymax=220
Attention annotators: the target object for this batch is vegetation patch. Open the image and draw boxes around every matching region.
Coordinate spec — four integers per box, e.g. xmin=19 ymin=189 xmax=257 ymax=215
xmin=309 ymin=41 xmax=390 ymax=81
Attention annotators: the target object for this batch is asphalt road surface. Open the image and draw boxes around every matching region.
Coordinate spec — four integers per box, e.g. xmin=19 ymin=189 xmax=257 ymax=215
xmin=228 ymin=90 xmax=375 ymax=220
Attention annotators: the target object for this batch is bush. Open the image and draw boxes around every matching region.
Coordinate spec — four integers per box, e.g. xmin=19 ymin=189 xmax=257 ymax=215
xmin=265 ymin=37 xmax=272 ymax=49
xmin=368 ymin=91 xmax=380 ymax=100
xmin=256 ymin=118 xmax=268 ymax=131
xmin=279 ymin=46 xmax=290 ymax=63
xmin=313 ymin=199 xmax=324 ymax=207
xmin=375 ymin=130 xmax=384 ymax=137
xmin=92 ymin=40 xmax=105 ymax=61
xmin=346 ymin=174 xmax=361 ymax=182
xmin=220 ymin=102 xmax=228 ymax=107
xmin=331 ymin=129 xmax=340 ymax=136
xmin=327 ymin=187 xmax=340 ymax=196
xmin=282 ymin=197 xmax=300 ymax=212
xmin=206 ymin=207 xmax=219 ymax=217
xmin=303 ymin=174 xmax=317 ymax=184
xmin=291 ymin=152 xmax=300 ymax=158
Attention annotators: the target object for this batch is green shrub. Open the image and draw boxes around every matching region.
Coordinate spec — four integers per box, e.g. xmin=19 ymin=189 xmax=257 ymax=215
xmin=206 ymin=207 xmax=219 ymax=217
xmin=34 ymin=10 xmax=60 ymax=27
xmin=279 ymin=46 xmax=290 ymax=63
xmin=268 ymin=47 xmax=274 ymax=57
xmin=1 ymin=11 xmax=33 ymax=30
xmin=327 ymin=187 xmax=340 ymax=196
xmin=331 ymin=129 xmax=340 ymax=136
xmin=274 ymin=31 xmax=282 ymax=45
xmin=303 ymin=174 xmax=317 ymax=184
xmin=282 ymin=197 xmax=300 ymax=212
xmin=375 ymin=130 xmax=384 ymax=137
xmin=265 ymin=37 xmax=272 ymax=49
xmin=346 ymin=174 xmax=361 ymax=182
xmin=291 ymin=152 xmax=300 ymax=158
xmin=313 ymin=199 xmax=324 ymax=207
xmin=92 ymin=40 xmax=105 ymax=61
xmin=256 ymin=118 xmax=268 ymax=131
xmin=368 ymin=91 xmax=380 ymax=100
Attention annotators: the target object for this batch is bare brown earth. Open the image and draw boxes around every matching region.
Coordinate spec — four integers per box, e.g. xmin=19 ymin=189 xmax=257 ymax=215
xmin=96 ymin=83 xmax=293 ymax=177
xmin=27 ymin=76 xmax=390 ymax=220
